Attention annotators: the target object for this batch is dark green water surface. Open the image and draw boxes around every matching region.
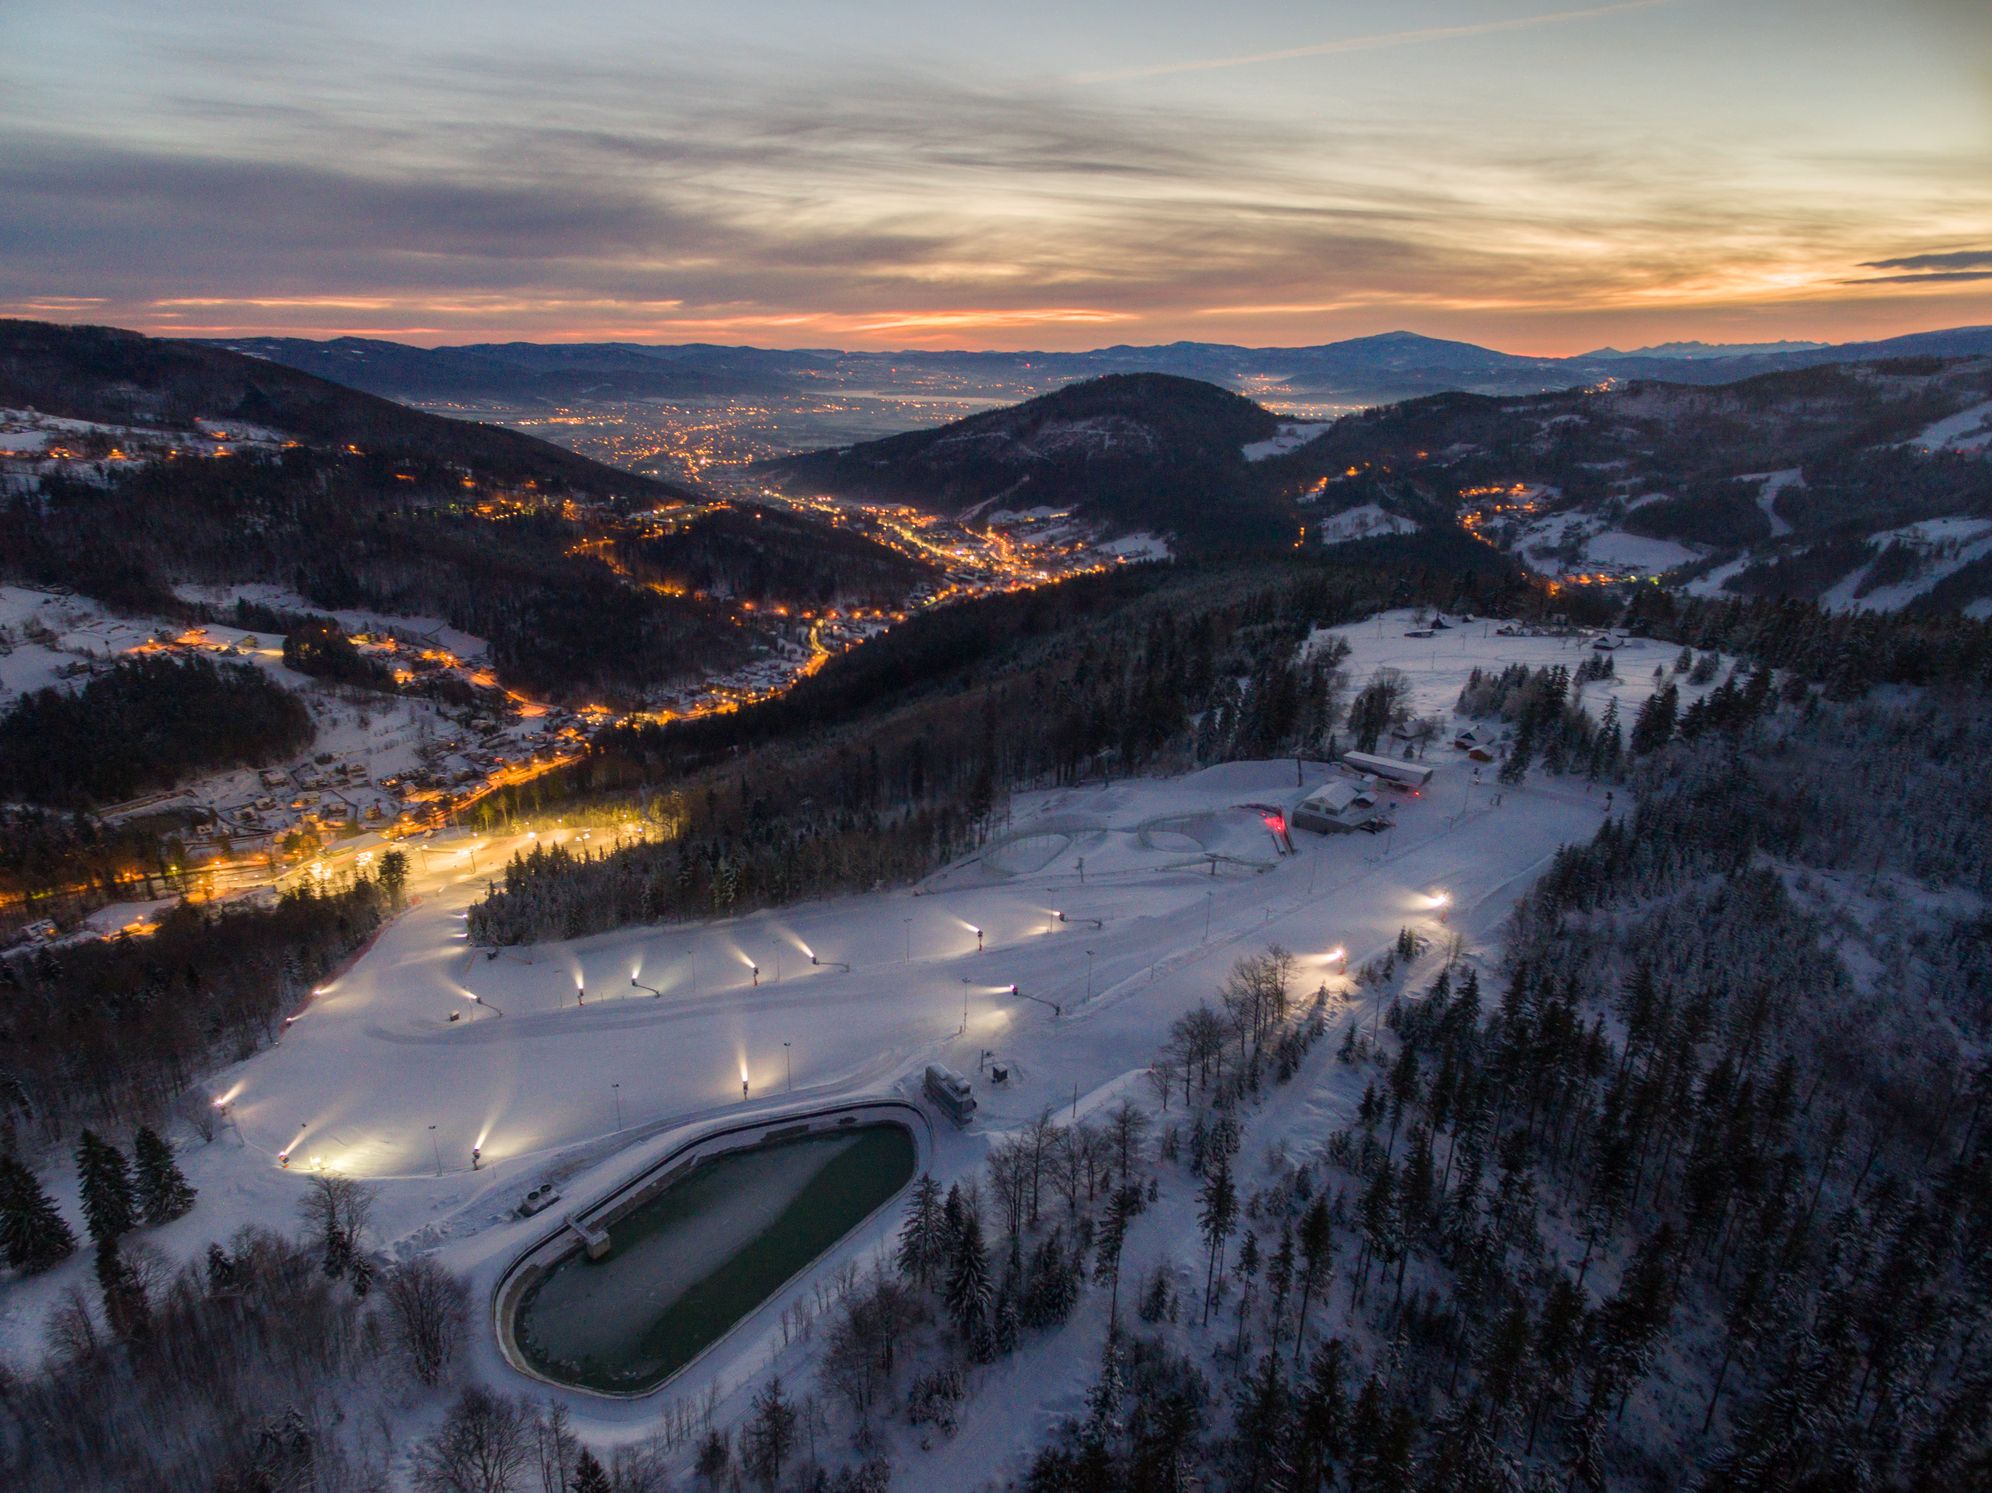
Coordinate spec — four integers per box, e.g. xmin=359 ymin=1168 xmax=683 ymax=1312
xmin=515 ymin=1123 xmax=915 ymax=1392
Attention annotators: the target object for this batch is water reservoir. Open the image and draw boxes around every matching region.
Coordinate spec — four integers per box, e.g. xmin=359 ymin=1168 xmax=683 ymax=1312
xmin=508 ymin=1119 xmax=916 ymax=1393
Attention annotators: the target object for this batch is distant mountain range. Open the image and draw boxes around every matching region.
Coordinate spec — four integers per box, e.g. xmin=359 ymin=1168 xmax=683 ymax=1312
xmin=765 ymin=352 xmax=1992 ymax=613
xmin=209 ymin=325 xmax=1992 ymax=409
xmin=1581 ymin=339 xmax=1829 ymax=361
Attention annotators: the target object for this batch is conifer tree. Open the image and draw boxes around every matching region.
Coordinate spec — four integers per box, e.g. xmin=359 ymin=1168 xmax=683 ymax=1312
xmin=1293 ymin=1338 xmax=1351 ymax=1490
xmin=945 ymin=1209 xmax=993 ymax=1342
xmin=895 ymin=1172 xmax=946 ymax=1289
xmin=1085 ymin=1327 xmax=1126 ymax=1447
xmin=1230 ymin=1352 xmax=1292 ymax=1490
xmin=741 ymin=1375 xmax=797 ymax=1492
xmin=1233 ymin=1228 xmax=1261 ymax=1356
xmin=76 ymin=1129 xmax=137 ymax=1245
xmin=1093 ymin=1184 xmax=1135 ymax=1322
xmin=1629 ymin=682 xmax=1678 ymax=755
xmin=0 ymin=1153 xmax=76 ymax=1272
xmin=1293 ymin=1194 xmax=1332 ymax=1368
xmin=1266 ymin=1224 xmax=1296 ymax=1353
xmin=133 ymin=1126 xmax=197 ymax=1224
xmin=993 ymin=1257 xmax=1021 ymax=1356
xmin=93 ymin=1233 xmax=150 ymax=1342
xmin=1198 ymin=1151 xmax=1238 ymax=1326
xmin=569 ymin=1446 xmax=611 ymax=1493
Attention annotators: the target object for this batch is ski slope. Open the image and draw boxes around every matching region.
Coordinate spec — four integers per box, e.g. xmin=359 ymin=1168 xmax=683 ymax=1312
xmin=0 ymin=612 xmax=1653 ymax=1449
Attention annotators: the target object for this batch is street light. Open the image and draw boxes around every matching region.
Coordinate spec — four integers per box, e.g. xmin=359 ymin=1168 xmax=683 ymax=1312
xmin=612 ymin=1083 xmax=623 ymax=1130
xmin=902 ymin=917 xmax=912 ymax=963
xmin=784 ymin=1042 xmax=792 ymax=1092
xmin=1085 ymin=949 xmax=1096 ymax=999
xmin=630 ymin=975 xmax=664 ymax=998
xmin=429 ymin=1124 xmax=441 ymax=1175
xmin=750 ymin=962 xmax=760 ymax=987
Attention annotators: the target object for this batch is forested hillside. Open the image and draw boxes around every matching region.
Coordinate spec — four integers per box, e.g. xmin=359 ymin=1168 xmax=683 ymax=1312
xmin=1005 ymin=662 xmax=1992 ymax=1484
xmin=826 ymin=626 xmax=1991 ymax=1493
xmin=465 ymin=541 xmax=1523 ymax=943
xmin=0 ymin=654 xmax=312 ymax=808
xmin=0 ymin=322 xmax=936 ymax=701
xmin=763 ymin=373 xmax=1296 ymax=549
xmin=1269 ymin=357 xmax=1992 ymax=610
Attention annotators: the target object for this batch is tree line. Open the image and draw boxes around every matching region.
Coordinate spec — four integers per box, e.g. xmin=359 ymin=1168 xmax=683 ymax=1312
xmin=468 ymin=555 xmax=1522 ymax=945
xmin=0 ymin=876 xmax=393 ymax=1142
xmin=0 ymin=652 xmax=313 ymax=809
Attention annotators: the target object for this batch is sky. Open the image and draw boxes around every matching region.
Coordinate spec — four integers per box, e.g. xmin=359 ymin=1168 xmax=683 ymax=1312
xmin=1 ymin=0 xmax=1988 ymax=354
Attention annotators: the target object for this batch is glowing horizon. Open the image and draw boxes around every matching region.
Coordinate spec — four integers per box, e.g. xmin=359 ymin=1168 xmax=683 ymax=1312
xmin=1 ymin=1 xmax=1987 ymax=355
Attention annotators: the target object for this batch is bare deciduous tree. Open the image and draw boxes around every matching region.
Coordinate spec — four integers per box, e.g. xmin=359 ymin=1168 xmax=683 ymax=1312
xmin=410 ymin=1385 xmax=533 ymax=1493
xmin=380 ymin=1255 xmax=470 ymax=1386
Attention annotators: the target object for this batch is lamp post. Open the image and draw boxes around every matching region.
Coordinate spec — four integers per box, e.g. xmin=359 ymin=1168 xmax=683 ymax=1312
xmin=783 ymin=1042 xmax=792 ymax=1092
xmin=750 ymin=962 xmax=759 ymax=988
xmin=902 ymin=918 xmax=912 ymax=963
xmin=972 ymin=925 xmax=983 ymax=953
xmin=429 ymin=1124 xmax=441 ymax=1175
xmin=612 ymin=1083 xmax=623 ymax=1130
xmin=1203 ymin=891 xmax=1213 ymax=943
xmin=1085 ymin=949 xmax=1096 ymax=1000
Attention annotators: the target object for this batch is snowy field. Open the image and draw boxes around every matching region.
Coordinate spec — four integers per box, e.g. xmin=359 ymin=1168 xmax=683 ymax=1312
xmin=1241 ymin=421 xmax=1333 ymax=462
xmin=0 ymin=611 xmax=1708 ymax=1461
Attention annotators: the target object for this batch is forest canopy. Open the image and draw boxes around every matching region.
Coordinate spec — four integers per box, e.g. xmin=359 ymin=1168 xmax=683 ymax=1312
xmin=0 ymin=653 xmax=312 ymax=809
